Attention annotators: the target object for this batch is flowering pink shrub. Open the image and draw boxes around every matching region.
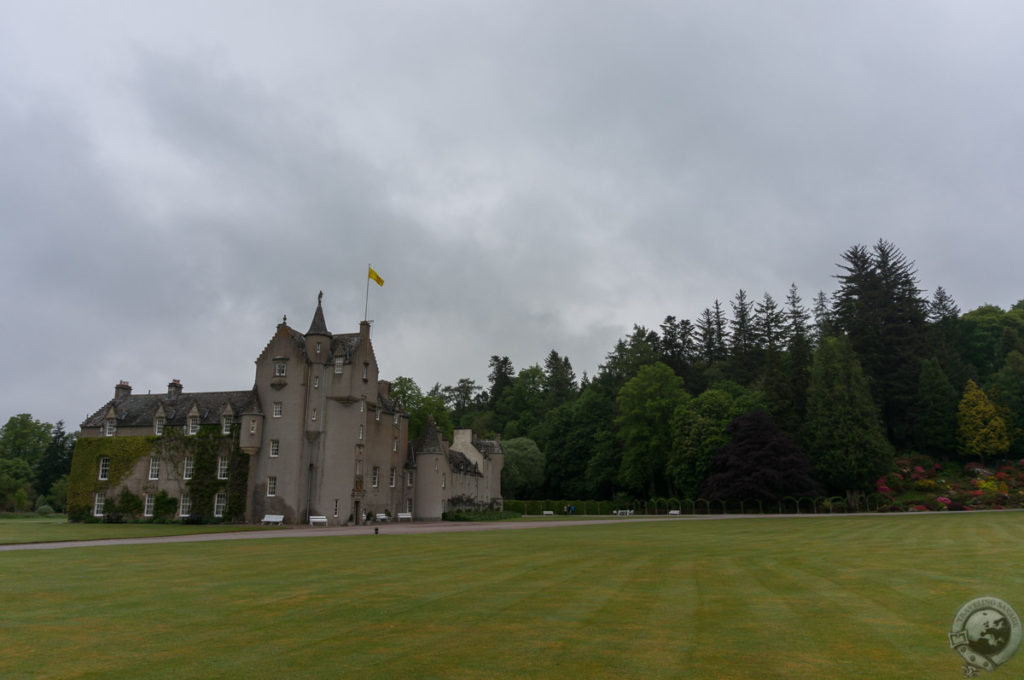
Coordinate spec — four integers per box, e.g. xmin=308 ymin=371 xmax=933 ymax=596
xmin=936 ymin=496 xmax=952 ymax=506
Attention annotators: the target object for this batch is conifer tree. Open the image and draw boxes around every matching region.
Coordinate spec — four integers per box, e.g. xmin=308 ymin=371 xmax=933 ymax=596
xmin=803 ymin=336 xmax=893 ymax=507
xmin=910 ymin=358 xmax=958 ymax=456
xmin=957 ymin=379 xmax=1010 ymax=463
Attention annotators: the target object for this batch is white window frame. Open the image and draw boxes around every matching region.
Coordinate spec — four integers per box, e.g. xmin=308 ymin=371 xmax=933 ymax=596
xmin=183 ymin=456 xmax=194 ymax=480
xmin=270 ymin=440 xmax=279 ymax=457
xmin=274 ymin=362 xmax=287 ymax=377
xmin=93 ymin=492 xmax=105 ymax=517
xmin=143 ymin=492 xmax=155 ymax=517
xmin=104 ymin=418 xmax=116 ymax=436
xmin=217 ymin=456 xmax=229 ymax=480
xmin=98 ymin=457 xmax=110 ymax=481
xmin=188 ymin=416 xmax=200 ymax=435
xmin=148 ymin=457 xmax=160 ymax=481
xmin=360 ymin=399 xmax=365 ymax=413
xmin=405 ymin=498 xmax=413 ymax=513
xmin=154 ymin=417 xmax=165 ymax=436
xmin=213 ymin=492 xmax=226 ymax=518
xmin=180 ymin=493 xmax=191 ymax=518
xmin=358 ymin=425 xmax=364 ymax=440
xmin=371 ymin=466 xmax=380 ymax=488
xmin=334 ymin=358 xmax=344 ymax=374
xmin=389 ymin=467 xmax=396 ymax=488
xmin=267 ymin=476 xmax=277 ymax=497
xmin=222 ymin=417 xmax=232 ymax=435
xmin=273 ymin=402 xmax=282 ymax=418
xmin=407 ymin=470 xmax=414 ymax=487
xmin=362 ymin=363 xmax=368 ymax=380
xmin=393 ymin=438 xmax=398 ymax=452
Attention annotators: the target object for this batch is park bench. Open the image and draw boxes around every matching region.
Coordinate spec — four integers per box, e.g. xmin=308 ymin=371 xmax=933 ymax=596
xmin=375 ymin=513 xmax=389 ymax=522
xmin=542 ymin=510 xmax=555 ymax=515
xmin=261 ymin=514 xmax=284 ymax=525
xmin=397 ymin=512 xmax=413 ymax=521
xmin=309 ymin=515 xmax=328 ymax=526
xmin=613 ymin=509 xmax=634 ymax=516
xmin=667 ymin=510 xmax=681 ymax=515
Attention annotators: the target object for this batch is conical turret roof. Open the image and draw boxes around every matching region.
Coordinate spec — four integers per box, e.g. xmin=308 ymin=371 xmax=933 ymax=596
xmin=306 ymin=291 xmax=330 ymax=336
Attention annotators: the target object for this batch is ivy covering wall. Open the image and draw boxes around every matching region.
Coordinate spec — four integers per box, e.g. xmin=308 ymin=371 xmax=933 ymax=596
xmin=66 ymin=426 xmax=250 ymax=523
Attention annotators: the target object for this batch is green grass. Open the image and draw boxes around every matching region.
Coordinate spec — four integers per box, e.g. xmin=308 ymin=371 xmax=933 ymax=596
xmin=2 ymin=513 xmax=1022 ymax=679
xmin=0 ymin=515 xmax=280 ymax=545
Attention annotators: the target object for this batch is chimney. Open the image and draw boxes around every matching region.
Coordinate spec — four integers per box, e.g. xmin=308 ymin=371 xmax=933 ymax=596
xmin=168 ymin=379 xmax=183 ymax=400
xmin=115 ymin=380 xmax=132 ymax=400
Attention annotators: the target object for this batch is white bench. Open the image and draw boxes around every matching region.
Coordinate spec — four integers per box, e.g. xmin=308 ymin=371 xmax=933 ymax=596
xmin=542 ymin=510 xmax=555 ymax=516
xmin=397 ymin=512 xmax=413 ymax=521
xmin=668 ymin=510 xmax=681 ymax=515
xmin=261 ymin=514 xmax=284 ymax=525
xmin=375 ymin=513 xmax=389 ymax=522
xmin=309 ymin=515 xmax=328 ymax=526
xmin=613 ymin=509 xmax=634 ymax=516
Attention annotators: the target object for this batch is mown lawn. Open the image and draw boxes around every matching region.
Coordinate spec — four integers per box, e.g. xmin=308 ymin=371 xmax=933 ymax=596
xmin=0 ymin=515 xmax=280 ymax=545
xmin=2 ymin=512 xmax=1022 ymax=679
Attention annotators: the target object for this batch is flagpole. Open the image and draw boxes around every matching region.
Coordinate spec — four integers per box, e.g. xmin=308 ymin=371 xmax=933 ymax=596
xmin=364 ymin=264 xmax=371 ymax=321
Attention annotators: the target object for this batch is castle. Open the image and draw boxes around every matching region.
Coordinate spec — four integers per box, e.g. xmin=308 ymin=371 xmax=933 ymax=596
xmin=70 ymin=294 xmax=503 ymax=524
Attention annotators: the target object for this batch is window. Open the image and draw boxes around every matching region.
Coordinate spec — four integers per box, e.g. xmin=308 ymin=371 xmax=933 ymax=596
xmin=315 ymin=342 xmax=321 ymax=354
xmin=407 ymin=470 xmax=414 ymax=487
xmin=358 ymin=425 xmax=364 ymax=440
xmin=217 ymin=456 xmax=229 ymax=480
xmin=371 ymin=466 xmax=380 ymax=488
xmin=311 ymin=408 xmax=317 ymax=422
xmin=375 ymin=409 xmax=380 ymax=422
xmin=333 ymin=498 xmax=339 ymax=517
xmin=93 ymin=492 xmax=105 ymax=517
xmin=389 ymin=467 xmax=396 ymax=488
xmin=213 ymin=492 xmax=226 ymax=518
xmin=274 ymin=362 xmax=286 ymax=377
xmin=98 ymin=457 xmax=110 ymax=481
xmin=392 ymin=437 xmax=398 ymax=452
xmin=154 ymin=417 xmax=165 ymax=436
xmin=270 ymin=440 xmax=279 ymax=457
xmin=250 ymin=419 xmax=256 ymax=434
xmin=393 ymin=413 xmax=399 ymax=426
xmin=104 ymin=418 xmax=116 ymax=436
xmin=405 ymin=498 xmax=413 ymax=513
xmin=188 ymin=416 xmax=200 ymax=435
xmin=442 ymin=473 xmax=446 ymax=489
xmin=267 ymin=476 xmax=277 ymax=497
xmin=180 ymin=494 xmax=191 ymax=518
xmin=144 ymin=493 xmax=155 ymax=517
xmin=362 ymin=364 xmax=368 ymax=380
xmin=148 ymin=457 xmax=160 ymax=480
xmin=360 ymin=399 xmax=365 ymax=413
xmin=334 ymin=358 xmax=344 ymax=374
xmin=313 ymin=376 xmax=319 ymax=388
xmin=222 ymin=417 xmax=232 ymax=435
xmin=273 ymin=402 xmax=282 ymax=418
xmin=183 ymin=456 xmax=194 ymax=480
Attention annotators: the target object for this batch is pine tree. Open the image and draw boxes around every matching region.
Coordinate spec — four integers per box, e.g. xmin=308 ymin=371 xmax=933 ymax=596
xmin=803 ymin=337 xmax=893 ymax=506
xmin=909 ymin=358 xmax=958 ymax=456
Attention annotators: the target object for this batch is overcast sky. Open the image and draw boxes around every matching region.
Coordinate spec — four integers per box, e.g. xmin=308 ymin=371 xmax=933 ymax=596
xmin=2 ymin=1 xmax=1022 ymax=428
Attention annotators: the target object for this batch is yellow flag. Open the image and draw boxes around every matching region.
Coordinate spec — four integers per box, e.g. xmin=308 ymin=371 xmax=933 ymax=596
xmin=368 ymin=266 xmax=384 ymax=287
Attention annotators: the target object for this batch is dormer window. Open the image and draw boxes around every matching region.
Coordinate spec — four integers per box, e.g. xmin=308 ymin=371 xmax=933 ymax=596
xmin=222 ymin=417 xmax=232 ymax=435
xmin=104 ymin=418 xmax=117 ymax=436
xmin=274 ymin=362 xmax=287 ymax=377
xmin=154 ymin=417 xmax=165 ymax=436
xmin=188 ymin=416 xmax=200 ymax=435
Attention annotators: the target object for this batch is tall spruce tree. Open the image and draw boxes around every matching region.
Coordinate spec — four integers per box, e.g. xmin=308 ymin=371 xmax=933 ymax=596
xmin=803 ymin=336 xmax=893 ymax=507
xmin=909 ymin=358 xmax=959 ymax=456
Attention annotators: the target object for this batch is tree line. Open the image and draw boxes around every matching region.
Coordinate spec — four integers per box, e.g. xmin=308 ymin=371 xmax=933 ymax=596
xmin=393 ymin=240 xmax=1024 ymax=507
xmin=0 ymin=414 xmax=76 ymax=512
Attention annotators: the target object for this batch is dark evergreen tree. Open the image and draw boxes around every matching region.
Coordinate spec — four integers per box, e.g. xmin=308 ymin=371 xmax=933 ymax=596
xmin=754 ymin=292 xmax=786 ymax=354
xmin=988 ymin=350 xmax=1024 ymax=456
xmin=542 ymin=350 xmax=578 ymax=410
xmin=487 ymin=356 xmax=515 ymax=408
xmin=34 ymin=421 xmax=76 ymax=500
xmin=909 ymin=358 xmax=959 ymax=456
xmin=701 ymin=409 xmax=822 ymax=502
xmin=831 ymin=240 xmax=929 ymax=448
xmin=803 ymin=336 xmax=893 ymax=506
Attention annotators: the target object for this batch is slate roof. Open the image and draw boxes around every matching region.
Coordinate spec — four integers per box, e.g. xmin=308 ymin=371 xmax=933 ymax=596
xmin=472 ymin=437 xmax=503 ymax=456
xmin=447 ymin=448 xmax=483 ymax=476
xmin=82 ymin=388 xmax=260 ymax=430
xmin=306 ymin=296 xmax=330 ymax=336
